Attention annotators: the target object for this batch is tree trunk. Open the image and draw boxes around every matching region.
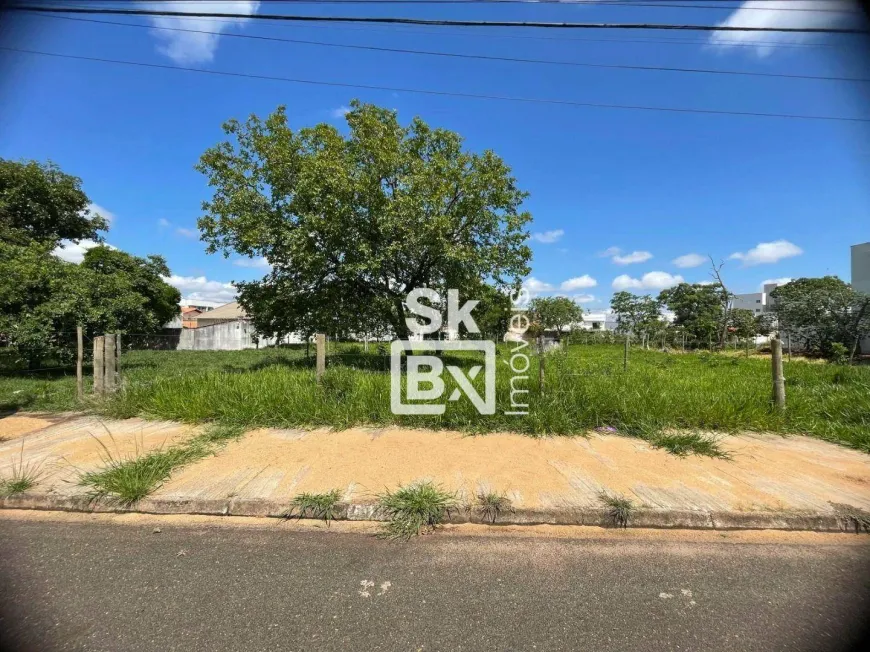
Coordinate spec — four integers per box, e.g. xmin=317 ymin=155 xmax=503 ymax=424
xmin=391 ymin=299 xmax=410 ymax=340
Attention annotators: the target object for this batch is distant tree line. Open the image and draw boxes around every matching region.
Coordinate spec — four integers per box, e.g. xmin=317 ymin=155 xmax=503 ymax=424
xmin=608 ymin=272 xmax=870 ymax=362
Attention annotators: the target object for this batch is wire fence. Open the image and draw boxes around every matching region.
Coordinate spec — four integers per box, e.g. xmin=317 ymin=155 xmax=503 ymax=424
xmin=0 ymin=327 xmax=787 ymax=380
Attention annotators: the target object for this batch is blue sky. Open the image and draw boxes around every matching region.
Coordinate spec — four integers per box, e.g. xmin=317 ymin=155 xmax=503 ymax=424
xmin=2 ymin=0 xmax=869 ymax=308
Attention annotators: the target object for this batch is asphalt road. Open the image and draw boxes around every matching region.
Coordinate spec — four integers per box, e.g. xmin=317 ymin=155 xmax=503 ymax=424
xmin=1 ymin=516 xmax=869 ymax=652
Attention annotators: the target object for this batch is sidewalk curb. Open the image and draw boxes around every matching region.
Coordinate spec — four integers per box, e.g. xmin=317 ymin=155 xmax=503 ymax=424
xmin=0 ymin=493 xmax=851 ymax=532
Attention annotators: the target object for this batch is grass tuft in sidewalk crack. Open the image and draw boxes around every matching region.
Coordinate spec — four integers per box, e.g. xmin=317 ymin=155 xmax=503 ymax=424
xmin=0 ymin=440 xmax=43 ymax=497
xmin=78 ymin=422 xmax=246 ymax=506
xmin=599 ymin=491 xmax=634 ymax=528
xmin=475 ymin=490 xmax=513 ymax=524
xmin=377 ymin=481 xmax=458 ymax=541
xmin=283 ymin=489 xmax=343 ymax=525
xmin=651 ymin=433 xmax=730 ymax=459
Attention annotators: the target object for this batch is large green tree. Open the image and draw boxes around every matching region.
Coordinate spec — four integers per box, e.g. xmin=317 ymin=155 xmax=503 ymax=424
xmin=196 ymin=100 xmax=532 ymax=340
xmin=658 ymin=283 xmax=727 ymax=347
xmin=0 ymin=159 xmax=180 ymax=368
xmin=0 ymin=158 xmax=107 ymax=247
xmin=528 ymin=296 xmax=583 ymax=340
xmin=770 ymin=276 xmax=870 ymax=360
xmin=727 ymin=308 xmax=757 ymax=341
xmin=609 ymin=291 xmax=662 ymax=347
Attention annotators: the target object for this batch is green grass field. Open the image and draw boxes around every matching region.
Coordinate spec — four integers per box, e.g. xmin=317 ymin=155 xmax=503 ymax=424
xmin=2 ymin=343 xmax=868 ymax=451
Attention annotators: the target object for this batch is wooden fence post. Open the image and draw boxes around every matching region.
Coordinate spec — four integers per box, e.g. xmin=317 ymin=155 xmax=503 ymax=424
xmin=93 ymin=336 xmax=105 ymax=395
xmin=771 ymin=336 xmax=786 ymax=411
xmin=76 ymin=325 xmax=84 ymax=401
xmin=316 ymin=333 xmax=326 ymax=383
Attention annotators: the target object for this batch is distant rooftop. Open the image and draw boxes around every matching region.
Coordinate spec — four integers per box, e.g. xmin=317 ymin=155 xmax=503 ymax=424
xmin=196 ymin=301 xmax=247 ymax=324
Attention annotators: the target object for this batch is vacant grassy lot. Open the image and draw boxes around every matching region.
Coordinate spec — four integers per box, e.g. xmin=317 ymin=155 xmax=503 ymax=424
xmin=1 ymin=344 xmax=868 ymax=451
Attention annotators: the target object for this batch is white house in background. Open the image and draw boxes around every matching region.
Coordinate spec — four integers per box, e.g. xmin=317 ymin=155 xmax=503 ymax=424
xmin=178 ymin=301 xmax=306 ymax=350
xmin=730 ymin=281 xmax=789 ymax=316
xmin=578 ymin=311 xmax=620 ymax=332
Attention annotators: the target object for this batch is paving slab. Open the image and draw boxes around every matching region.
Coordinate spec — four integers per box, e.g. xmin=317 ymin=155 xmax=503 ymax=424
xmin=0 ymin=415 xmax=199 ymax=496
xmin=151 ymin=425 xmax=870 ymax=514
xmin=1 ymin=416 xmax=869 ymax=529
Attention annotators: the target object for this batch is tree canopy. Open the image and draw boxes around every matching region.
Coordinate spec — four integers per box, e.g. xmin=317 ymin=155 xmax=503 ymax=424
xmin=528 ymin=296 xmax=583 ymax=338
xmin=770 ymin=277 xmax=870 ymax=359
xmin=609 ymin=291 xmax=662 ymax=345
xmin=0 ymin=158 xmax=107 ymax=247
xmin=0 ymin=159 xmax=180 ymax=367
xmin=658 ymin=283 xmax=726 ymax=346
xmin=727 ymin=308 xmax=757 ymax=340
xmin=196 ymin=100 xmax=532 ymax=340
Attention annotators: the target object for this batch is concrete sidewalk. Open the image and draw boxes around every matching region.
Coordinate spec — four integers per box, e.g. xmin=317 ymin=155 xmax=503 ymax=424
xmin=2 ymin=414 xmax=869 ymax=531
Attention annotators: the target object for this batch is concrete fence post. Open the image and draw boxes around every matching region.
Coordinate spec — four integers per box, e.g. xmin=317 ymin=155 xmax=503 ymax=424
xmin=771 ymin=336 xmax=786 ymax=411
xmin=76 ymin=325 xmax=84 ymax=401
xmin=104 ymin=334 xmax=117 ymax=393
xmin=93 ymin=336 xmax=105 ymax=395
xmin=537 ymin=336 xmax=545 ymax=394
xmin=115 ymin=333 xmax=122 ymax=388
xmin=316 ymin=333 xmax=326 ymax=383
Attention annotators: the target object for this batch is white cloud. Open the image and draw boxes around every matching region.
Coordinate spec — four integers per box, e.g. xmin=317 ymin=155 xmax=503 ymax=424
xmin=232 ymin=256 xmax=271 ymax=270
xmin=87 ymin=202 xmax=115 ymax=224
xmin=330 ymin=105 xmax=351 ymax=118
xmin=729 ymin=240 xmax=803 ymax=266
xmin=598 ymin=246 xmax=653 ymax=265
xmin=761 ymin=277 xmax=792 ymax=288
xmin=672 ymin=253 xmax=706 ymax=269
xmin=52 ymin=239 xmax=116 ymax=264
xmin=523 ymin=277 xmax=555 ymax=296
xmin=175 ymin=227 xmax=198 ymax=238
xmin=148 ymin=1 xmax=260 ymax=64
xmin=572 ymin=294 xmax=596 ymax=304
xmin=560 ymin=275 xmax=597 ymax=291
xmin=612 ymin=271 xmax=684 ymax=291
xmin=531 ymin=229 xmax=565 ymax=244
xmin=708 ymin=1 xmax=851 ymax=57
xmin=598 ymin=246 xmax=621 ymax=258
xmin=158 ymin=218 xmax=171 ymax=227
xmin=163 ymin=274 xmax=237 ymax=305
xmin=612 ymin=250 xmax=653 ymax=265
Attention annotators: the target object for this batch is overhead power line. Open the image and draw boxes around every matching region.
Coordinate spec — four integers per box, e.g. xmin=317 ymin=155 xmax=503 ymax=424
xmin=2 ymin=46 xmax=867 ymax=123
xmin=50 ymin=0 xmax=861 ymax=13
xmin=15 ymin=5 xmax=870 ymax=33
xmin=43 ymin=14 xmax=870 ymax=83
xmin=58 ymin=11 xmax=843 ymax=50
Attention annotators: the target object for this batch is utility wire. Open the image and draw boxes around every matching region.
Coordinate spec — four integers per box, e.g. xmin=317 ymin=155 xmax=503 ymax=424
xmin=60 ymin=0 xmax=858 ymax=5
xmin=75 ymin=11 xmax=843 ymax=49
xmin=14 ymin=5 xmax=870 ymax=33
xmin=2 ymin=46 xmax=867 ymax=122
xmin=44 ymin=14 xmax=869 ymax=82
xmin=50 ymin=0 xmax=860 ymax=12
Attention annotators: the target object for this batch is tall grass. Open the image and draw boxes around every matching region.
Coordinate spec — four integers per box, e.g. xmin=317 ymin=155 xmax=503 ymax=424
xmin=78 ymin=423 xmax=245 ymax=505
xmin=2 ymin=344 xmax=869 ymax=451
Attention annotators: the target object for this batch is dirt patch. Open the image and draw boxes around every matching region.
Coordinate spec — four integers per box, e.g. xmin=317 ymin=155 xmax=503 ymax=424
xmin=0 ymin=414 xmax=65 ymax=441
